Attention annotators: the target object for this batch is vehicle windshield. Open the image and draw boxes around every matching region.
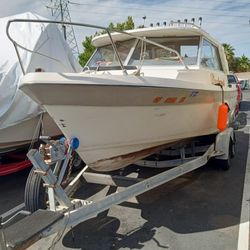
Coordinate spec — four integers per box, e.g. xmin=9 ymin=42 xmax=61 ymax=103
xmin=240 ymin=79 xmax=250 ymax=89
xmin=227 ymin=75 xmax=238 ymax=84
xmin=87 ymin=36 xmax=200 ymax=69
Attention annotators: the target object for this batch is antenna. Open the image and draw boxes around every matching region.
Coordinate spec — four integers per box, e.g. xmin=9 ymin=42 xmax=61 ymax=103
xmin=47 ymin=0 xmax=79 ymax=57
xmin=184 ymin=19 xmax=188 ymax=27
xmin=198 ymin=17 xmax=202 ymax=27
xmin=142 ymin=16 xmax=146 ymax=27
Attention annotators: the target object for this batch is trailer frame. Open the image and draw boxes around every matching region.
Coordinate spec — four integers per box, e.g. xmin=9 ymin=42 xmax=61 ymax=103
xmin=0 ymin=128 xmax=235 ymax=249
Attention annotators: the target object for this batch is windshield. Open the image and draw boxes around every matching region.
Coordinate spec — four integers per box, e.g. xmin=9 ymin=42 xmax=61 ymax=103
xmin=88 ymin=39 xmax=135 ymax=68
xmin=87 ymin=36 xmax=200 ymax=69
xmin=129 ymin=37 xmax=200 ymax=66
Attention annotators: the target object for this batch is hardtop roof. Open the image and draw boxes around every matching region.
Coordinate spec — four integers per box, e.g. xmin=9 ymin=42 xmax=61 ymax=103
xmin=92 ymin=26 xmax=222 ymax=49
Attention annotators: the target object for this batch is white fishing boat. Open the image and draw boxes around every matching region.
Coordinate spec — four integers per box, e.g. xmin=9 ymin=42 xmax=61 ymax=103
xmin=18 ymin=21 xmax=238 ymax=171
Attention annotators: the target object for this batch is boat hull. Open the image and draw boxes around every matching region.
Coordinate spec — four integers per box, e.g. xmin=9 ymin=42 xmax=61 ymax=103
xmin=47 ymin=102 xmax=224 ymax=171
xmin=20 ymin=73 xmax=238 ymax=171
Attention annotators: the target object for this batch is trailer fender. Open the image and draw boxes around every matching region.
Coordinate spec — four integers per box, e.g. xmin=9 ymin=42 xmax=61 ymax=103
xmin=214 ymin=127 xmax=235 ymax=160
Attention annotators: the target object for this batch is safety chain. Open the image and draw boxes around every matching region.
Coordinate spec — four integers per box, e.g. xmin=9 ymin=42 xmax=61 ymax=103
xmin=61 ymin=151 xmax=75 ymax=188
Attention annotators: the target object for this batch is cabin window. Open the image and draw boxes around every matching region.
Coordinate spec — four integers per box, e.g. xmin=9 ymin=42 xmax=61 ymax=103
xmin=200 ymin=39 xmax=222 ymax=71
xmin=128 ymin=37 xmax=199 ymax=66
xmin=87 ymin=39 xmax=135 ymax=68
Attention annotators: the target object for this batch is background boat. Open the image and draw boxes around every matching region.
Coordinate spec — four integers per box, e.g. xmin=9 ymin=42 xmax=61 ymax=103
xmin=0 ymin=12 xmax=81 ymax=154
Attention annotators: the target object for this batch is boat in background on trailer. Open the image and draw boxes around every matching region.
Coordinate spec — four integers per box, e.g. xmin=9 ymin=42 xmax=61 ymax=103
xmin=0 ymin=12 xmax=81 ymax=174
xmin=0 ymin=12 xmax=81 ymax=160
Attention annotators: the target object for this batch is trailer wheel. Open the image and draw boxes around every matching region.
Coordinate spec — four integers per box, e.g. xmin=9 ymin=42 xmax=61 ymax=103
xmin=24 ymin=167 xmax=47 ymax=212
xmin=218 ymin=158 xmax=231 ymax=171
xmin=217 ymin=138 xmax=235 ymax=171
xmin=24 ymin=157 xmax=79 ymax=212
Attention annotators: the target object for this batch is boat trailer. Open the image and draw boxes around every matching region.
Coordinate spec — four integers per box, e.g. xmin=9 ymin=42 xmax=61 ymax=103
xmin=0 ymin=128 xmax=235 ymax=249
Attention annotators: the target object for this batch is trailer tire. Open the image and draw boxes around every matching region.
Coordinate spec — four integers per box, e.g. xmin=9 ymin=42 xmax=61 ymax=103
xmin=216 ymin=138 xmax=235 ymax=171
xmin=218 ymin=159 xmax=231 ymax=171
xmin=24 ymin=167 xmax=47 ymax=212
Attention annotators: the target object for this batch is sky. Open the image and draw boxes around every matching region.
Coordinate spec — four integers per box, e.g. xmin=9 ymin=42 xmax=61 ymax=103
xmin=0 ymin=0 xmax=250 ymax=58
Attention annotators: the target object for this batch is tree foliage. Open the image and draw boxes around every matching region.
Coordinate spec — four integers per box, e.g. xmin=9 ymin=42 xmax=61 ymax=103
xmin=78 ymin=17 xmax=134 ymax=67
xmin=222 ymin=43 xmax=235 ymax=68
xmin=235 ymin=55 xmax=250 ymax=72
xmin=78 ymin=36 xmax=95 ymax=67
xmin=223 ymin=43 xmax=250 ymax=72
xmin=107 ymin=16 xmax=134 ymax=31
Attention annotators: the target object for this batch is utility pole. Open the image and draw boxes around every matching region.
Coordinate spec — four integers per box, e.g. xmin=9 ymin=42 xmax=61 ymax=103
xmin=59 ymin=0 xmax=66 ymax=40
xmin=47 ymin=0 xmax=79 ymax=56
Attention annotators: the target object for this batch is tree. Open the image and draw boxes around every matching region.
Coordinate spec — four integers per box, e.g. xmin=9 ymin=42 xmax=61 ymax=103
xmin=222 ymin=43 xmax=250 ymax=72
xmin=108 ymin=16 xmax=134 ymax=31
xmin=78 ymin=36 xmax=95 ymax=67
xmin=124 ymin=16 xmax=134 ymax=30
xmin=78 ymin=17 xmax=135 ymax=67
xmin=222 ymin=43 xmax=235 ymax=71
xmin=236 ymin=55 xmax=250 ymax=72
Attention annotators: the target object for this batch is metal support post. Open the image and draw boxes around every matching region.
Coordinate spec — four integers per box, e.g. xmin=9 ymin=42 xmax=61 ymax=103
xmin=59 ymin=0 xmax=67 ymax=40
xmin=57 ymin=147 xmax=72 ymax=185
xmin=48 ymin=188 xmax=56 ymax=211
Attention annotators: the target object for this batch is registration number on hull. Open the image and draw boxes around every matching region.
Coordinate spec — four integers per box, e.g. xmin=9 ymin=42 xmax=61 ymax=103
xmin=153 ymin=91 xmax=199 ymax=104
xmin=153 ymin=96 xmax=186 ymax=104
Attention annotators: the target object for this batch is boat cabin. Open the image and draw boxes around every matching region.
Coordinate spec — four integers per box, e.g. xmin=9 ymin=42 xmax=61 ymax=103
xmin=87 ymin=24 xmax=228 ymax=75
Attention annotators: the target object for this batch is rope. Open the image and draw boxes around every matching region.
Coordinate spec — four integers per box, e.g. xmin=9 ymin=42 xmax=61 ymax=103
xmin=26 ymin=113 xmax=44 ymax=160
xmin=48 ymin=213 xmax=70 ymax=250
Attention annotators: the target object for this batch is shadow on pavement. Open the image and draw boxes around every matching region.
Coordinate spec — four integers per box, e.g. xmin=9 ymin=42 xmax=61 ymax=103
xmin=0 ymin=168 xmax=30 ymax=215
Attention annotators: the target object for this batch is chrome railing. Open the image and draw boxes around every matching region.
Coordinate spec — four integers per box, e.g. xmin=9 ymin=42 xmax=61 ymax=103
xmin=6 ymin=19 xmax=189 ymax=75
